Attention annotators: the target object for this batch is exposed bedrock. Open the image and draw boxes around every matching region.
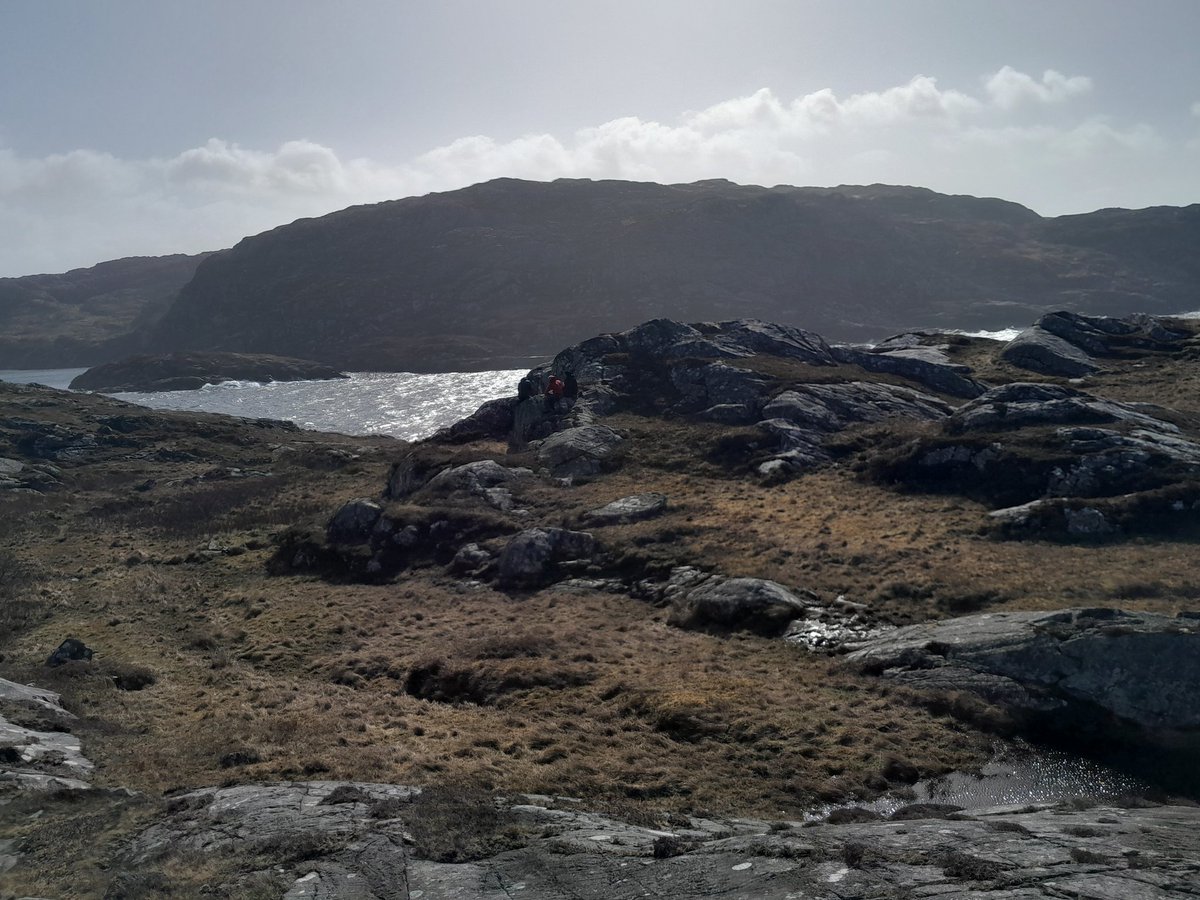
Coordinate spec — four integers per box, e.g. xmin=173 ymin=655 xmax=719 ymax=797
xmin=120 ymin=780 xmax=1200 ymax=899
xmin=847 ymin=607 xmax=1200 ymax=751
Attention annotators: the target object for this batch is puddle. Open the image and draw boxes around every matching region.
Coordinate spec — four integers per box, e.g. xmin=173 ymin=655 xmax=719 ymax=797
xmin=808 ymin=742 xmax=1158 ymax=821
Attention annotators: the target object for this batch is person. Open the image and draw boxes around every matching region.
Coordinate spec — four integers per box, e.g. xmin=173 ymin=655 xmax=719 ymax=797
xmin=517 ymin=375 xmax=533 ymax=402
xmin=564 ymin=370 xmax=578 ymax=400
xmin=544 ymin=374 xmax=564 ymax=413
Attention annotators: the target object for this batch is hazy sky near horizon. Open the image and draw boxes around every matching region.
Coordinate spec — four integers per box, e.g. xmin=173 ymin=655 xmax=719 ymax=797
xmin=2 ymin=0 xmax=1198 ymax=277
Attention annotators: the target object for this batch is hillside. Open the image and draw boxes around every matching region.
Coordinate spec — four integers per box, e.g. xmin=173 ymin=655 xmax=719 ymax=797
xmin=2 ymin=313 xmax=1200 ymax=895
xmin=145 ymin=178 xmax=1200 ymax=371
xmin=0 ymin=253 xmax=210 ymax=368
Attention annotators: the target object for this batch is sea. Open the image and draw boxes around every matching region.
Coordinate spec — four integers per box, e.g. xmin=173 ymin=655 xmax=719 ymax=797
xmin=0 ymin=367 xmax=527 ymax=442
xmin=1 ymin=315 xmax=1195 ymax=442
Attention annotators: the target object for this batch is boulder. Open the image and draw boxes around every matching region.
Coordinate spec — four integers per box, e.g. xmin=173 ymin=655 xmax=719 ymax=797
xmin=534 ymin=425 xmax=624 ymax=478
xmin=46 ymin=638 xmax=94 ymax=667
xmin=582 ymin=493 xmax=668 ymax=525
xmin=1000 ymin=326 xmax=1100 ymax=376
xmin=327 ymin=499 xmax=383 ymax=545
xmin=847 ymin=607 xmax=1200 ymax=749
xmin=495 ymin=528 xmax=598 ymax=588
xmin=669 ymin=577 xmax=815 ymax=636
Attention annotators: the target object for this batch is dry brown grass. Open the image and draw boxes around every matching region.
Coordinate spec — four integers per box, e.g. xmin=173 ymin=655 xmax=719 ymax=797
xmin=2 ymin=372 xmax=1198 ymax=855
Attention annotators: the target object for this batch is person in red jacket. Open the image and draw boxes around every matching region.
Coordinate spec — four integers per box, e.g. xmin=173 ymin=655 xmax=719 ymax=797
xmin=544 ymin=374 xmax=565 ymax=413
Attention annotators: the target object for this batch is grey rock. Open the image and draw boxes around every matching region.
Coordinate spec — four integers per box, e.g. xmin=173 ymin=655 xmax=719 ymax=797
xmin=431 ymin=396 xmax=517 ymax=443
xmin=0 ymin=457 xmax=22 ymax=476
xmin=1001 ymin=326 xmax=1100 ymax=376
xmin=425 ymin=460 xmax=532 ymax=496
xmin=450 ymin=543 xmax=493 ymax=574
xmin=713 ymin=319 xmax=836 ymax=364
xmin=0 ymin=676 xmax=92 ymax=796
xmin=495 ymin=527 xmax=598 ymax=588
xmin=122 ymin=779 xmax=1200 ymax=899
xmin=45 ymin=637 xmax=93 ymax=667
xmin=950 ymin=383 xmax=1178 ymax=434
xmin=670 ymin=362 xmax=771 ymax=412
xmin=534 ymin=425 xmax=624 ymax=478
xmin=848 ymin=607 xmax=1200 ymax=748
xmin=327 ymin=499 xmax=383 ymax=545
xmin=384 ymin=453 xmax=439 ymax=499
xmin=832 ymin=344 xmax=987 ymax=399
xmin=762 ymin=381 xmax=951 ymax=439
xmin=669 ymin=577 xmax=816 ymax=636
xmin=1037 ymin=310 xmax=1189 ymax=357
xmin=622 ymin=318 xmax=704 ymax=356
xmin=583 ymin=493 xmax=668 ymax=525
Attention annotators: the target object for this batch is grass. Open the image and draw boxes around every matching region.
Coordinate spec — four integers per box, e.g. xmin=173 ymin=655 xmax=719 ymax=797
xmin=3 ymin=346 xmax=1200 ymax=892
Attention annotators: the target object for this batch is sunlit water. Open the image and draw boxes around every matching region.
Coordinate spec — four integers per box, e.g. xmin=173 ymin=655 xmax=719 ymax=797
xmin=0 ymin=368 xmax=526 ymax=442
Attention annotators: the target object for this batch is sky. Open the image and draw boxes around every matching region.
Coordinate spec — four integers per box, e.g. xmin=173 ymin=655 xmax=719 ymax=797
xmin=1 ymin=0 xmax=1198 ymax=277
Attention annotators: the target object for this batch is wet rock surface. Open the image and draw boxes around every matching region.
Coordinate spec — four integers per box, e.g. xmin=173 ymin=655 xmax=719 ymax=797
xmin=847 ymin=607 xmax=1200 ymax=750
xmin=117 ymin=780 xmax=1200 ymax=899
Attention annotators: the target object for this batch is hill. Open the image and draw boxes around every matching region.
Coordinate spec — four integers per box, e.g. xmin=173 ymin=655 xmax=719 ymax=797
xmin=146 ymin=178 xmax=1200 ymax=371
xmin=0 ymin=253 xmax=210 ymax=368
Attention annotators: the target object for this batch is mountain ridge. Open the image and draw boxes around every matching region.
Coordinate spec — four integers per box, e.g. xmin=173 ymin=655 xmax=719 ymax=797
xmin=4 ymin=178 xmax=1198 ymax=371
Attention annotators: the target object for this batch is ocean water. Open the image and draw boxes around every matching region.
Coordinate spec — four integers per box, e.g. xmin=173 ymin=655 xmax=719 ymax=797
xmin=0 ymin=368 xmax=526 ymax=442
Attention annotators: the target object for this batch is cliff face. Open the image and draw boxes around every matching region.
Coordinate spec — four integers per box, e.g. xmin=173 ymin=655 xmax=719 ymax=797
xmin=148 ymin=179 xmax=1200 ymax=371
xmin=0 ymin=253 xmax=210 ymax=368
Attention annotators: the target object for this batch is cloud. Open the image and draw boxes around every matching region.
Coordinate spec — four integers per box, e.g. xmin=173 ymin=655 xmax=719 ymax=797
xmin=1 ymin=66 xmax=1195 ymax=276
xmin=1192 ymin=101 xmax=1200 ymax=117
xmin=985 ymin=67 xmax=1092 ymax=109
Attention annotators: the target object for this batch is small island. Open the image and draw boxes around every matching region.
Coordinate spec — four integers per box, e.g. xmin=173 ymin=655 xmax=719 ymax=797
xmin=68 ymin=351 xmax=348 ymax=392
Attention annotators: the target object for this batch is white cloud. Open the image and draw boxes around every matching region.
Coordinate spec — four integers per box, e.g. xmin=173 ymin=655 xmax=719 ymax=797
xmin=985 ymin=67 xmax=1092 ymax=109
xmin=1192 ymin=101 xmax=1200 ymax=117
xmin=1 ymin=66 xmax=1196 ymax=277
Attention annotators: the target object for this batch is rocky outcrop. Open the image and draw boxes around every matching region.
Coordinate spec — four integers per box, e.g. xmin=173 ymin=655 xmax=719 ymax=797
xmin=69 ymin=351 xmax=347 ymax=392
xmin=0 ymin=455 xmax=62 ymax=493
xmin=831 ymin=343 xmax=987 ymax=398
xmin=757 ymin=381 xmax=952 ymax=474
xmin=495 ymin=527 xmax=598 ymax=588
xmin=1000 ymin=312 xmax=1192 ymax=378
xmin=872 ymin=382 xmax=1200 ymax=526
xmin=120 ymin=779 xmax=1200 ymax=899
xmin=847 ymin=607 xmax=1200 ymax=750
xmin=948 ymin=383 xmax=1177 ymax=434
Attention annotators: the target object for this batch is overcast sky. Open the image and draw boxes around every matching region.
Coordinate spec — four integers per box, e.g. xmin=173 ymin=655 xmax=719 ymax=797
xmin=2 ymin=0 xmax=1198 ymax=277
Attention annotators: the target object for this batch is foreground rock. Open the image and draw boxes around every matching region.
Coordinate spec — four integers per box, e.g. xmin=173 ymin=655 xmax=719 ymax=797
xmin=119 ymin=780 xmax=1200 ymax=899
xmin=847 ymin=607 xmax=1200 ymax=751
xmin=69 ymin=351 xmax=347 ymax=392
xmin=0 ymin=676 xmax=93 ymax=793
